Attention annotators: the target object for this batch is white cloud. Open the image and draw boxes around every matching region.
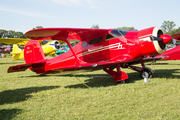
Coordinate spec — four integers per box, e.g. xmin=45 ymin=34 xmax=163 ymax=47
xmin=0 ymin=6 xmax=53 ymax=18
xmin=51 ymin=0 xmax=82 ymax=6
xmin=120 ymin=0 xmax=138 ymax=2
xmin=51 ymin=0 xmax=98 ymax=8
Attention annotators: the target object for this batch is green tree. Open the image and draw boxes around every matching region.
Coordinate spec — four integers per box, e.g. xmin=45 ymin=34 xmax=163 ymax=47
xmin=7 ymin=30 xmax=16 ymax=38
xmin=161 ymin=21 xmax=176 ymax=34
xmin=0 ymin=29 xmax=7 ymax=38
xmin=117 ymin=27 xmax=137 ymax=30
xmin=0 ymin=29 xmax=25 ymax=38
xmin=33 ymin=26 xmax=43 ymax=29
xmin=15 ymin=32 xmax=26 ymax=38
xmin=91 ymin=24 xmax=100 ymax=29
xmin=167 ymin=27 xmax=180 ymax=35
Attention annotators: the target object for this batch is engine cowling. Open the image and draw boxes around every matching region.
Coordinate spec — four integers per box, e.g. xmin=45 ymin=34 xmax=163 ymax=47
xmin=137 ymin=27 xmax=172 ymax=57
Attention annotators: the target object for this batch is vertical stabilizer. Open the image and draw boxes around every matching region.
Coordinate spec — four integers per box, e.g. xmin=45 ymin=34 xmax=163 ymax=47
xmin=12 ymin=44 xmax=24 ymax=60
xmin=24 ymin=40 xmax=46 ymax=64
xmin=12 ymin=44 xmax=22 ymax=53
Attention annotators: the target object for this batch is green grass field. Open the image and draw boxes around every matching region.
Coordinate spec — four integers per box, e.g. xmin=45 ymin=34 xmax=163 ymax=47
xmin=0 ymin=56 xmax=180 ymax=120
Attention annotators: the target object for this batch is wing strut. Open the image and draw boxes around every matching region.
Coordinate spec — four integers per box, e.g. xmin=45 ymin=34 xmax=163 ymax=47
xmin=66 ymin=37 xmax=80 ymax=66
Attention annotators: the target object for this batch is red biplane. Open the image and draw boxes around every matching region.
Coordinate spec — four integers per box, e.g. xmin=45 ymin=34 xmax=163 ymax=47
xmin=7 ymin=27 xmax=172 ymax=83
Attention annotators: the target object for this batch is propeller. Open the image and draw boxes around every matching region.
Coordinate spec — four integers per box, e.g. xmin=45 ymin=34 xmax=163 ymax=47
xmin=150 ymin=34 xmax=172 ymax=44
xmin=49 ymin=41 xmax=61 ymax=50
xmin=150 ymin=34 xmax=172 ymax=50
xmin=54 ymin=41 xmax=61 ymax=49
xmin=150 ymin=36 xmax=163 ymax=42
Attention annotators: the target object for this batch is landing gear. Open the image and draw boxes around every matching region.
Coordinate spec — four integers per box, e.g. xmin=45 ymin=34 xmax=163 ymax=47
xmin=129 ymin=59 xmax=154 ymax=79
xmin=140 ymin=67 xmax=153 ymax=79
xmin=116 ymin=78 xmax=130 ymax=84
xmin=104 ymin=65 xmax=129 ymax=83
xmin=104 ymin=60 xmax=154 ymax=83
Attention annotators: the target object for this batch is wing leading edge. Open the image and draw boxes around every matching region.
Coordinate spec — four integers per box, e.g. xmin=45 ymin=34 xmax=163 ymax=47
xmin=24 ymin=28 xmax=110 ymax=41
xmin=0 ymin=38 xmax=30 ymax=45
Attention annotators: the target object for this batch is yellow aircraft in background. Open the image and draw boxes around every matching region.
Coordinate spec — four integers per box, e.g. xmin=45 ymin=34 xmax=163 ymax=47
xmin=0 ymin=38 xmax=29 ymax=45
xmin=0 ymin=38 xmax=61 ymax=60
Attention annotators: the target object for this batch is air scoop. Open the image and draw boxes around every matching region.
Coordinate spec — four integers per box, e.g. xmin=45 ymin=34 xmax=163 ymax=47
xmin=159 ymin=34 xmax=172 ymax=44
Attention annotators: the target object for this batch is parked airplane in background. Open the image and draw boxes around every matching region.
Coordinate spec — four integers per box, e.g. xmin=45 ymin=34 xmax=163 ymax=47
xmin=0 ymin=38 xmax=61 ymax=60
xmin=56 ymin=45 xmax=70 ymax=55
xmin=156 ymin=33 xmax=180 ymax=60
xmin=56 ymin=42 xmax=77 ymax=55
xmin=0 ymin=38 xmax=29 ymax=45
xmin=171 ymin=33 xmax=180 ymax=40
xmin=8 ymin=27 xmax=172 ymax=83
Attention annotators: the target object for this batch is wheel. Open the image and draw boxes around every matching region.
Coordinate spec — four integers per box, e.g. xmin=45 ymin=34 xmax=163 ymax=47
xmin=116 ymin=79 xmax=130 ymax=84
xmin=140 ymin=68 xmax=153 ymax=79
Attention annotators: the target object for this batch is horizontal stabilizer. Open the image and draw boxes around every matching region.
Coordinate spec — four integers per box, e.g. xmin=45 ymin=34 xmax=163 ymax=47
xmin=8 ymin=61 xmax=46 ymax=73
xmin=7 ymin=63 xmax=32 ymax=73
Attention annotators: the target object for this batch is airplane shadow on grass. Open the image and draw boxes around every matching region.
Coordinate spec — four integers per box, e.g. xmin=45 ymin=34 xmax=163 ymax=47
xmin=22 ymin=68 xmax=180 ymax=88
xmin=65 ymin=69 xmax=180 ymax=89
xmin=0 ymin=62 xmax=23 ymax=65
xmin=0 ymin=86 xmax=60 ymax=105
xmin=0 ymin=86 xmax=59 ymax=120
xmin=0 ymin=109 xmax=22 ymax=120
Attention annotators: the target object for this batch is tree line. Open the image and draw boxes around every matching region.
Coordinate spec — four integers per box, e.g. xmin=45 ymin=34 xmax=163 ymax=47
xmin=0 ymin=26 xmax=44 ymax=39
xmin=0 ymin=29 xmax=25 ymax=38
xmin=0 ymin=21 xmax=179 ymax=38
xmin=92 ymin=21 xmax=180 ymax=35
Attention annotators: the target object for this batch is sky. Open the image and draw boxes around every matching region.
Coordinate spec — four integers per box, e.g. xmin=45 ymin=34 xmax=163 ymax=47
xmin=0 ymin=0 xmax=180 ymax=33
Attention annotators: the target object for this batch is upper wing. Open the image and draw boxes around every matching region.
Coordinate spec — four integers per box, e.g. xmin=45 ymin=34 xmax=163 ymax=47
xmin=24 ymin=28 xmax=110 ymax=41
xmin=0 ymin=38 xmax=30 ymax=45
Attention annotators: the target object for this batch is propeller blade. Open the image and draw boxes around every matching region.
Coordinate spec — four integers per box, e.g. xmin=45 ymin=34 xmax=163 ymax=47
xmin=150 ymin=36 xmax=163 ymax=42
xmin=150 ymin=34 xmax=172 ymax=44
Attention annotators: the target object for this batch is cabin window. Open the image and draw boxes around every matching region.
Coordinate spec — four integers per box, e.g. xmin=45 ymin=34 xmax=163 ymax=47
xmin=106 ymin=34 xmax=115 ymax=41
xmin=88 ymin=36 xmax=103 ymax=45
xmin=82 ymin=41 xmax=87 ymax=47
xmin=110 ymin=29 xmax=128 ymax=37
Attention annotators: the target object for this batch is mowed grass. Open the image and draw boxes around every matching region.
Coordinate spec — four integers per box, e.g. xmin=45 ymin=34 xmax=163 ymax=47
xmin=0 ymin=56 xmax=180 ymax=120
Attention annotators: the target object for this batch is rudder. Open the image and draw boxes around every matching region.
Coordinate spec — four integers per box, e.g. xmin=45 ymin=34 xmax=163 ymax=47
xmin=12 ymin=44 xmax=24 ymax=60
xmin=12 ymin=44 xmax=22 ymax=54
xmin=24 ymin=40 xmax=46 ymax=64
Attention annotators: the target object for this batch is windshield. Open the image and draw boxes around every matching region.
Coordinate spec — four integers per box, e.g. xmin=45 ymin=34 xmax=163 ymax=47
xmin=110 ymin=29 xmax=128 ymax=37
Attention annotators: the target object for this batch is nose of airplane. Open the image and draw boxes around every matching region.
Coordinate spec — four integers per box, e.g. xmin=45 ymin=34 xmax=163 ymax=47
xmin=159 ymin=34 xmax=172 ymax=44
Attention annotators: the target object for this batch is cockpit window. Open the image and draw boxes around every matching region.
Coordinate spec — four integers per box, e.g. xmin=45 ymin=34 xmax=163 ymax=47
xmin=82 ymin=41 xmax=87 ymax=47
xmin=106 ymin=34 xmax=115 ymax=41
xmin=88 ymin=36 xmax=103 ymax=45
xmin=110 ymin=29 xmax=128 ymax=37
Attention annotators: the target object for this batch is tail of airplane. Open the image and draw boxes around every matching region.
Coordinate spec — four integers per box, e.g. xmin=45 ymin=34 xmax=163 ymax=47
xmin=12 ymin=44 xmax=22 ymax=54
xmin=8 ymin=40 xmax=47 ymax=73
xmin=12 ymin=44 xmax=24 ymax=60
xmin=24 ymin=40 xmax=46 ymax=64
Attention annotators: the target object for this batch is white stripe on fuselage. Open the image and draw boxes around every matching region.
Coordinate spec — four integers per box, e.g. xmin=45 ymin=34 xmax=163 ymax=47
xmin=81 ymin=42 xmax=125 ymax=56
xmin=58 ymin=42 xmax=125 ymax=62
